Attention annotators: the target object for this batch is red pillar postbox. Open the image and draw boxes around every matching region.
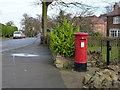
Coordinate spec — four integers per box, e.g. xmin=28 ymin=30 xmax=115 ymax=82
xmin=73 ymin=32 xmax=89 ymax=72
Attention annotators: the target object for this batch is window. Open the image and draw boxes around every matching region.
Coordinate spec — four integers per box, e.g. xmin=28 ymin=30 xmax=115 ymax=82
xmin=109 ymin=28 xmax=120 ymax=37
xmin=118 ymin=30 xmax=120 ymax=38
xmin=113 ymin=16 xmax=120 ymax=24
xmin=110 ymin=31 xmax=117 ymax=37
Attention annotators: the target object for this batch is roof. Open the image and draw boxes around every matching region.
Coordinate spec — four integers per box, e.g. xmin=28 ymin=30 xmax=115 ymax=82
xmin=99 ymin=14 xmax=107 ymax=18
xmin=107 ymin=7 xmax=120 ymax=16
xmin=99 ymin=14 xmax=107 ymax=21
xmin=90 ymin=17 xmax=105 ymax=24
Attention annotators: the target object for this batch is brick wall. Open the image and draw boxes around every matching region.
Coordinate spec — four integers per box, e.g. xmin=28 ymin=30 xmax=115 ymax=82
xmin=93 ymin=22 xmax=107 ymax=36
xmin=107 ymin=16 xmax=120 ymax=36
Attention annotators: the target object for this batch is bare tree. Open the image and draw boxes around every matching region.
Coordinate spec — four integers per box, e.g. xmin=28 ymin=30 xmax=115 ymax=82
xmin=53 ymin=9 xmax=72 ymax=27
xmin=21 ymin=13 xmax=41 ymax=37
xmin=34 ymin=0 xmax=96 ymax=43
xmin=6 ymin=21 xmax=15 ymax=26
xmin=104 ymin=5 xmax=113 ymax=13
xmin=71 ymin=16 xmax=94 ymax=33
xmin=47 ymin=15 xmax=56 ymax=29
xmin=69 ymin=5 xmax=96 ymax=33
xmin=102 ymin=0 xmax=116 ymax=14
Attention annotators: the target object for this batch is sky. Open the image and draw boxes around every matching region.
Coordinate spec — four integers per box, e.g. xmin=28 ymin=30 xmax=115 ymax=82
xmin=0 ymin=0 xmax=120 ymax=29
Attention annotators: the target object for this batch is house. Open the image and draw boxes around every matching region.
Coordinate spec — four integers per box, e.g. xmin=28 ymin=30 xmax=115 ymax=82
xmin=72 ymin=16 xmax=107 ymax=36
xmin=71 ymin=16 xmax=94 ymax=33
xmin=99 ymin=14 xmax=107 ymax=22
xmin=90 ymin=17 xmax=107 ymax=36
xmin=107 ymin=2 xmax=120 ymax=37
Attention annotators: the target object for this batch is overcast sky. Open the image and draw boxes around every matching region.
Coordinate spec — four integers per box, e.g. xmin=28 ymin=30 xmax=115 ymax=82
xmin=0 ymin=0 xmax=120 ymax=29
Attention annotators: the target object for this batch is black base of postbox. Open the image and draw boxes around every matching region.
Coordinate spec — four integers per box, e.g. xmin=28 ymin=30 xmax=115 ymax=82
xmin=74 ymin=63 xmax=87 ymax=72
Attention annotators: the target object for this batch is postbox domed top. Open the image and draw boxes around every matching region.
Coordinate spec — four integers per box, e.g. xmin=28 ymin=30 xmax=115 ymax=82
xmin=73 ymin=32 xmax=89 ymax=36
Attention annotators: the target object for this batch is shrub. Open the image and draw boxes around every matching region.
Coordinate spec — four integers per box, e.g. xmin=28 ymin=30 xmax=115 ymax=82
xmin=0 ymin=23 xmax=18 ymax=37
xmin=89 ymin=32 xmax=102 ymax=37
xmin=50 ymin=18 xmax=79 ymax=57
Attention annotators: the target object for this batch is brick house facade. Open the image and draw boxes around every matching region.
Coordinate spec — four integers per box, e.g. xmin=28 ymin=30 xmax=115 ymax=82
xmin=107 ymin=3 xmax=120 ymax=37
xmin=72 ymin=16 xmax=107 ymax=36
xmin=90 ymin=17 xmax=107 ymax=36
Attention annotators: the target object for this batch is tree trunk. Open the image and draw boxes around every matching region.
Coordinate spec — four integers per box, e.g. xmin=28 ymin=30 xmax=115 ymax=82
xmin=41 ymin=2 xmax=48 ymax=44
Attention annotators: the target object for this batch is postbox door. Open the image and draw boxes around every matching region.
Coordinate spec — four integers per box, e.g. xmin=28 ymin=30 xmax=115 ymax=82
xmin=80 ymin=39 xmax=86 ymax=48
xmin=79 ymin=39 xmax=87 ymax=63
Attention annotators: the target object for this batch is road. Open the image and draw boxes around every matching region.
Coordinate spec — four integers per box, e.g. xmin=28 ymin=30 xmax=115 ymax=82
xmin=1 ymin=37 xmax=37 ymax=52
xmin=2 ymin=37 xmax=66 ymax=88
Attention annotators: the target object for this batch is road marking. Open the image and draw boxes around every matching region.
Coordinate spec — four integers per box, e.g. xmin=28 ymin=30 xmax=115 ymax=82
xmin=11 ymin=53 xmax=39 ymax=57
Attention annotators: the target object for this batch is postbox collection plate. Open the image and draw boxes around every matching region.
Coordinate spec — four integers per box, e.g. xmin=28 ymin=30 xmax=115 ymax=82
xmin=81 ymin=42 xmax=84 ymax=47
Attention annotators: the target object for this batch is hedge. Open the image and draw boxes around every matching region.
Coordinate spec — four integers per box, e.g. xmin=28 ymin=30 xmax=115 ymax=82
xmin=87 ymin=36 xmax=119 ymax=47
xmin=0 ymin=23 xmax=18 ymax=37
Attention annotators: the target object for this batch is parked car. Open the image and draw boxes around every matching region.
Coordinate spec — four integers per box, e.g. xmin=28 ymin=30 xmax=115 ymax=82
xmin=13 ymin=31 xmax=23 ymax=39
xmin=22 ymin=33 xmax=26 ymax=38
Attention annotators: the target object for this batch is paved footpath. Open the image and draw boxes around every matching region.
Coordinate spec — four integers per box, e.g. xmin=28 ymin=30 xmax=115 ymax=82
xmin=2 ymin=39 xmax=66 ymax=88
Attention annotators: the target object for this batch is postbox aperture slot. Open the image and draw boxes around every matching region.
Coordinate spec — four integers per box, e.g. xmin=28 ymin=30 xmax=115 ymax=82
xmin=80 ymin=39 xmax=86 ymax=40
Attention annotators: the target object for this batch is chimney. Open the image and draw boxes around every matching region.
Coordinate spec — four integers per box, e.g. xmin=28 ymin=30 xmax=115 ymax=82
xmin=114 ymin=3 xmax=119 ymax=10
